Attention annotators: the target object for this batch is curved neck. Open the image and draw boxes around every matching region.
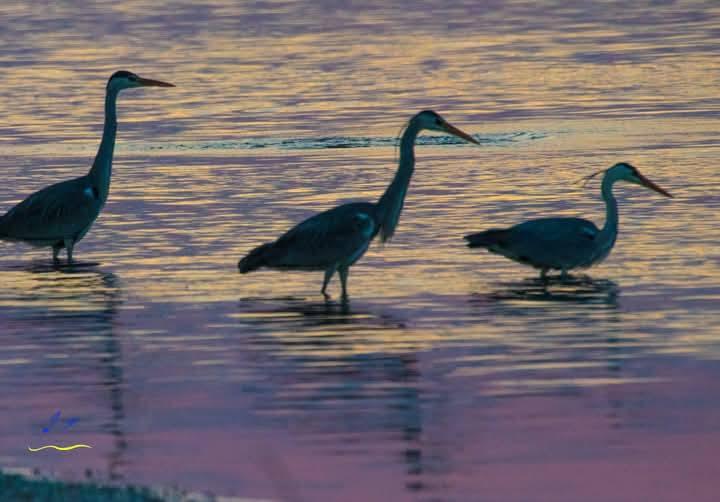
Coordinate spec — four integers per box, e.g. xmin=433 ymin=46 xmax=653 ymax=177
xmin=375 ymin=120 xmax=420 ymax=242
xmin=88 ymin=87 xmax=119 ymax=202
xmin=599 ymin=175 xmax=619 ymax=240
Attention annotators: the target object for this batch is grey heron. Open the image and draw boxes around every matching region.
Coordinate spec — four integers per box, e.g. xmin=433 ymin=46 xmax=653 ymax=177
xmin=238 ymin=110 xmax=479 ymax=300
xmin=0 ymin=71 xmax=174 ymax=264
xmin=464 ymin=162 xmax=672 ymax=279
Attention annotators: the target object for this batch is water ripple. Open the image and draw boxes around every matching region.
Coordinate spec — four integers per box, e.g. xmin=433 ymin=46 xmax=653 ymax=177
xmin=128 ymin=131 xmax=548 ymax=152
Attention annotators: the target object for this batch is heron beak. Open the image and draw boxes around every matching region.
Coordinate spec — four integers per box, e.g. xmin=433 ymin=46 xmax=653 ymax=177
xmin=136 ymin=76 xmax=175 ymax=87
xmin=636 ymin=172 xmax=673 ymax=198
xmin=442 ymin=122 xmax=480 ymax=145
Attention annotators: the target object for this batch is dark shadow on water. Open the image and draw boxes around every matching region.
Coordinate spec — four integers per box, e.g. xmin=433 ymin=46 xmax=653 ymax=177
xmin=1 ymin=260 xmax=101 ymax=273
xmin=236 ymin=295 xmax=406 ymax=329
xmin=476 ymin=275 xmax=620 ymax=307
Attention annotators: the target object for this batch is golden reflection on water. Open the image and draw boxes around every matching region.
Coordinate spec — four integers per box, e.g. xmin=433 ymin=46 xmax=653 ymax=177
xmin=0 ymin=266 xmax=120 ymax=313
xmin=1 ymin=0 xmax=720 ymax=497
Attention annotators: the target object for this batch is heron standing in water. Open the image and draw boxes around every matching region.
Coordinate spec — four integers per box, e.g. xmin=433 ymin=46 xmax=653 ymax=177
xmin=0 ymin=71 xmax=174 ymax=264
xmin=464 ymin=162 xmax=672 ymax=279
xmin=239 ymin=110 xmax=479 ymax=300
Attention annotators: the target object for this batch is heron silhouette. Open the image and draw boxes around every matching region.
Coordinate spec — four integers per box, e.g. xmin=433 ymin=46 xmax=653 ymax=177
xmin=465 ymin=162 xmax=672 ymax=279
xmin=239 ymin=110 xmax=479 ymax=300
xmin=0 ymin=71 xmax=174 ymax=264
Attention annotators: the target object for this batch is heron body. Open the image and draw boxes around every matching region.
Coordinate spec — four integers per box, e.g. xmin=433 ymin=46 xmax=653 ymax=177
xmin=239 ymin=110 xmax=479 ymax=299
xmin=464 ymin=162 xmax=672 ymax=278
xmin=0 ymin=71 xmax=173 ymax=263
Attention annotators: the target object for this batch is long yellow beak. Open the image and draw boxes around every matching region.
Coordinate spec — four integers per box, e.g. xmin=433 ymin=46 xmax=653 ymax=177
xmin=637 ymin=172 xmax=673 ymax=198
xmin=137 ymin=76 xmax=175 ymax=87
xmin=442 ymin=122 xmax=480 ymax=145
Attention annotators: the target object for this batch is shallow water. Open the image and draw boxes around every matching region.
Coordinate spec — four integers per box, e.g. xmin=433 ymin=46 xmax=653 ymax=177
xmin=1 ymin=1 xmax=720 ymax=500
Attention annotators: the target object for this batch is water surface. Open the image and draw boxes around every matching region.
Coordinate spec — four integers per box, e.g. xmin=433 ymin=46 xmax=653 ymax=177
xmin=1 ymin=1 xmax=720 ymax=500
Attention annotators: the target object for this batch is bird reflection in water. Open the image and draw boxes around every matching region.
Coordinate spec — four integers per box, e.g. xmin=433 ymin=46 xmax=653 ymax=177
xmin=469 ymin=275 xmax=638 ymax=434
xmin=482 ymin=275 xmax=619 ymax=306
xmin=235 ymin=298 xmax=440 ymax=494
xmin=237 ymin=296 xmax=406 ymax=329
xmin=0 ymin=264 xmax=128 ymax=481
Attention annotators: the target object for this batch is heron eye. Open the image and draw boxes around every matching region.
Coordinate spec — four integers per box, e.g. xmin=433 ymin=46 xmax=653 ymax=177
xmin=435 ymin=118 xmax=442 ymax=125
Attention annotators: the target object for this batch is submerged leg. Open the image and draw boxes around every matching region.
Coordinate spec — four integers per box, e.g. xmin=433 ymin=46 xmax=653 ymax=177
xmin=540 ymin=268 xmax=548 ymax=281
xmin=321 ymin=267 xmax=336 ymax=299
xmin=52 ymin=245 xmax=62 ymax=264
xmin=64 ymin=238 xmax=75 ymax=264
xmin=560 ymin=268 xmax=568 ymax=281
xmin=338 ymin=266 xmax=349 ymax=301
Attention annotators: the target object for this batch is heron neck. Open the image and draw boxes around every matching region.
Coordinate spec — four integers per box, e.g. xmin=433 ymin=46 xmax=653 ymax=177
xmin=375 ymin=120 xmax=420 ymax=242
xmin=599 ymin=175 xmax=619 ymax=240
xmin=88 ymin=86 xmax=119 ymax=202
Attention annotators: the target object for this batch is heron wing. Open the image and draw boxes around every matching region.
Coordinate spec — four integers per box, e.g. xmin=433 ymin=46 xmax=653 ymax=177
xmin=271 ymin=203 xmax=377 ymax=269
xmin=499 ymin=217 xmax=600 ymax=268
xmin=0 ymin=176 xmax=101 ymax=242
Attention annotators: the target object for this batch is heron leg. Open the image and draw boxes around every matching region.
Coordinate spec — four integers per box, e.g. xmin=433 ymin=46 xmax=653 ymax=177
xmin=540 ymin=268 xmax=548 ymax=281
xmin=321 ymin=267 xmax=336 ymax=299
xmin=52 ymin=245 xmax=62 ymax=264
xmin=64 ymin=238 xmax=75 ymax=264
xmin=338 ymin=266 xmax=349 ymax=301
xmin=560 ymin=268 xmax=568 ymax=281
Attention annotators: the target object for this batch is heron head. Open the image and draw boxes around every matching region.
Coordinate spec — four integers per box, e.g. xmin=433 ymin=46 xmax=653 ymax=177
xmin=413 ymin=110 xmax=480 ymax=145
xmin=610 ymin=162 xmax=673 ymax=198
xmin=107 ymin=71 xmax=175 ymax=92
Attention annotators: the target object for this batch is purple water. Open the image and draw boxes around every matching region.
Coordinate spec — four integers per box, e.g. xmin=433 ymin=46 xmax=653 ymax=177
xmin=1 ymin=1 xmax=720 ymax=500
